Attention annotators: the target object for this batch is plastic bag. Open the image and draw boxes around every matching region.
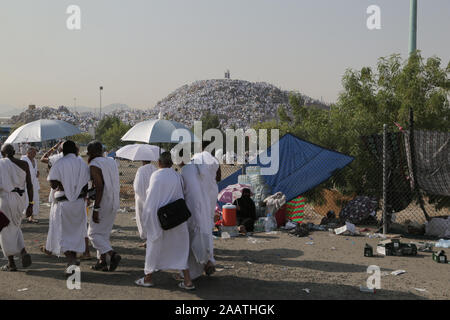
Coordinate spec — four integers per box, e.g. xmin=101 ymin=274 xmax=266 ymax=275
xmin=264 ymin=214 xmax=277 ymax=232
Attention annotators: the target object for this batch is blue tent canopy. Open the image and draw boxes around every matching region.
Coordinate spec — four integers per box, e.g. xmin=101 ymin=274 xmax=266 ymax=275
xmin=218 ymin=133 xmax=354 ymax=203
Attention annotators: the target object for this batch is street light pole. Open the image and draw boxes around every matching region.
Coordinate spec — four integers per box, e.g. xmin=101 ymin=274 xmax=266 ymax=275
xmin=99 ymin=86 xmax=103 ymax=120
xmin=409 ymin=0 xmax=418 ymax=55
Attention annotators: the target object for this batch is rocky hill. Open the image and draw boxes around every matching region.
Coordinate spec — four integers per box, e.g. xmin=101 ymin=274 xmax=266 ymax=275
xmin=155 ymin=79 xmax=329 ymax=129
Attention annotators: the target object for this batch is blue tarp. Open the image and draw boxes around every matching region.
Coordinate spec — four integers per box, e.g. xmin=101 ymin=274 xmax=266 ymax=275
xmin=218 ymin=134 xmax=354 ymax=203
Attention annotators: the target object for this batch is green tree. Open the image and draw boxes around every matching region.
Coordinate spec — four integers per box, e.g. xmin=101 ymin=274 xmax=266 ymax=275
xmin=96 ymin=116 xmax=121 ymax=141
xmin=70 ymin=133 xmax=93 ymax=145
xmin=102 ymin=121 xmax=132 ymax=150
xmin=254 ymin=52 xmax=450 ymax=208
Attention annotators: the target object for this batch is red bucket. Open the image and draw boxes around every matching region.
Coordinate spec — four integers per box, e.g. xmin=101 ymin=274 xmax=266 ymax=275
xmin=222 ymin=203 xmax=237 ymax=227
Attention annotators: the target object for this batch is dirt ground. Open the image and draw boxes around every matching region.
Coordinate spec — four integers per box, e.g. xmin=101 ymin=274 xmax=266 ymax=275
xmin=1 ymin=159 xmax=448 ymax=300
xmin=1 ymin=202 xmax=449 ymax=300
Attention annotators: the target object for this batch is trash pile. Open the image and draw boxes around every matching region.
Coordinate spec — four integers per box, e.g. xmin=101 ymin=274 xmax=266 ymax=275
xmin=338 ymin=196 xmax=378 ymax=225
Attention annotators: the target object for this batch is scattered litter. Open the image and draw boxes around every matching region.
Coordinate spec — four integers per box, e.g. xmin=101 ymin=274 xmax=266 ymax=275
xmin=307 ymin=223 xmax=326 ymax=231
xmin=222 ymin=265 xmax=234 ymax=269
xmin=247 ymin=261 xmax=253 ymax=265
xmin=412 ymin=242 xmax=434 ymax=252
xmin=17 ymin=288 xmax=28 ymax=292
xmin=335 ymin=222 xmax=358 ymax=235
xmin=391 ymin=270 xmax=406 ymax=276
xmin=110 ymin=229 xmax=122 ymax=234
xmin=331 ymin=247 xmax=337 ymax=250
xmin=282 ymin=221 xmax=297 ymax=230
xmin=215 ymin=268 xmax=224 ymax=272
xmin=365 ymin=233 xmax=387 ymax=239
xmin=265 ymin=231 xmax=279 ymax=235
xmin=414 ymin=288 xmax=427 ymax=292
xmin=131 ymin=217 xmax=136 ymax=221
xmin=305 ymin=241 xmax=314 ymax=245
xmin=221 ymin=232 xmax=231 ymax=239
xmin=359 ymin=285 xmax=376 ymax=293
xmin=248 ymin=237 xmax=263 ymax=244
xmin=43 ymin=203 xmax=51 ymax=207
xmin=435 ymin=239 xmax=450 ymax=248
xmin=302 ymin=288 xmax=310 ymax=294
xmin=117 ymin=208 xmax=127 ymax=213
xmin=381 ymin=272 xmax=390 ymax=277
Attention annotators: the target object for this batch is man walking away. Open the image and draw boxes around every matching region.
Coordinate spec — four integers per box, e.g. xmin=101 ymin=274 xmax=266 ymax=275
xmin=87 ymin=141 xmax=121 ymax=272
xmin=135 ymin=152 xmax=194 ymax=290
xmin=0 ymin=144 xmax=33 ymax=271
xmin=181 ymin=161 xmax=216 ymax=279
xmin=133 ymin=160 xmax=157 ymax=247
xmin=47 ymin=141 xmax=90 ymax=275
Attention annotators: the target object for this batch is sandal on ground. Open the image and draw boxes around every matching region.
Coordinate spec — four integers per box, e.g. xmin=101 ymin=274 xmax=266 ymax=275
xmin=109 ymin=253 xmax=121 ymax=272
xmin=135 ymin=277 xmax=154 ymax=287
xmin=178 ymin=282 xmax=195 ymax=290
xmin=40 ymin=246 xmax=52 ymax=256
xmin=1 ymin=264 xmax=17 ymax=272
xmin=205 ymin=264 xmax=216 ymax=276
xmin=91 ymin=260 xmax=108 ymax=271
xmin=21 ymin=253 xmax=32 ymax=268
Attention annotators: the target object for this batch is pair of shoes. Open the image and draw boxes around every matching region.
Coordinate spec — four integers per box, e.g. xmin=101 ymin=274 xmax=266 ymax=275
xmin=91 ymin=260 xmax=108 ymax=271
xmin=178 ymin=282 xmax=195 ymax=290
xmin=135 ymin=277 xmax=154 ymax=287
xmin=109 ymin=253 xmax=121 ymax=271
xmin=21 ymin=253 xmax=32 ymax=268
xmin=1 ymin=264 xmax=17 ymax=272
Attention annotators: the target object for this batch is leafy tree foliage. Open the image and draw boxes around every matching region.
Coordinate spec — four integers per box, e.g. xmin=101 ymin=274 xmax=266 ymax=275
xmin=254 ymin=52 xmax=449 ymax=208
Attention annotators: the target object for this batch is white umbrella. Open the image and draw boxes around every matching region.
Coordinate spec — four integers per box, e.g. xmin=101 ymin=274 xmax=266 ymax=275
xmin=115 ymin=144 xmax=164 ymax=161
xmin=121 ymin=119 xmax=199 ymax=144
xmin=5 ymin=119 xmax=81 ymax=144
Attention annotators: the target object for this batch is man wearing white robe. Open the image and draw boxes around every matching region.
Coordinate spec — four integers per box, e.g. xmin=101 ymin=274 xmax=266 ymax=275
xmin=87 ymin=141 xmax=121 ymax=272
xmin=181 ymin=161 xmax=216 ymax=280
xmin=21 ymin=146 xmax=40 ymax=223
xmin=135 ymin=152 xmax=194 ymax=289
xmin=191 ymin=149 xmax=221 ymax=221
xmin=133 ymin=161 xmax=157 ymax=244
xmin=47 ymin=140 xmax=90 ymax=271
xmin=190 ymin=147 xmax=220 ymax=275
xmin=0 ymin=144 xmax=33 ymax=271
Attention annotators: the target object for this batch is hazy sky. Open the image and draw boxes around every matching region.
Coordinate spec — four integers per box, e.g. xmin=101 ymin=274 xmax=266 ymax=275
xmin=0 ymin=0 xmax=449 ymax=111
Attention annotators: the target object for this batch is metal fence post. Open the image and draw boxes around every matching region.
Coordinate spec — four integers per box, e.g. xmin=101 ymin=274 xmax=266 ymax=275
xmin=383 ymin=124 xmax=387 ymax=235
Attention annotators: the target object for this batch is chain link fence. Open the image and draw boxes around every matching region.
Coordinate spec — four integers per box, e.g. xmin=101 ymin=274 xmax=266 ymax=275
xmin=35 ymin=139 xmax=448 ymax=237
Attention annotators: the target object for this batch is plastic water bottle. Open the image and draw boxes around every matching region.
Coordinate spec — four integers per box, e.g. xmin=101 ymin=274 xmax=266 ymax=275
xmin=264 ymin=214 xmax=277 ymax=232
xmin=435 ymin=239 xmax=450 ymax=248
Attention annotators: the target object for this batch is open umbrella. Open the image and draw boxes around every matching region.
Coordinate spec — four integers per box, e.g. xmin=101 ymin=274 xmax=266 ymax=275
xmin=121 ymin=119 xmax=199 ymax=144
xmin=5 ymin=119 xmax=81 ymax=144
xmin=218 ymin=184 xmax=253 ymax=204
xmin=115 ymin=144 xmax=164 ymax=161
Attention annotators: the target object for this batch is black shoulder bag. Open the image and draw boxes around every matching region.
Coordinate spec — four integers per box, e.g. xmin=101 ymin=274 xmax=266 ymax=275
xmin=157 ymin=176 xmax=191 ymax=230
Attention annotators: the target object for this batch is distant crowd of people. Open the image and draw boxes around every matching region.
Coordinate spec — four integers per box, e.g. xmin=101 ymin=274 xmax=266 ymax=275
xmin=0 ymin=139 xmax=221 ymax=290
